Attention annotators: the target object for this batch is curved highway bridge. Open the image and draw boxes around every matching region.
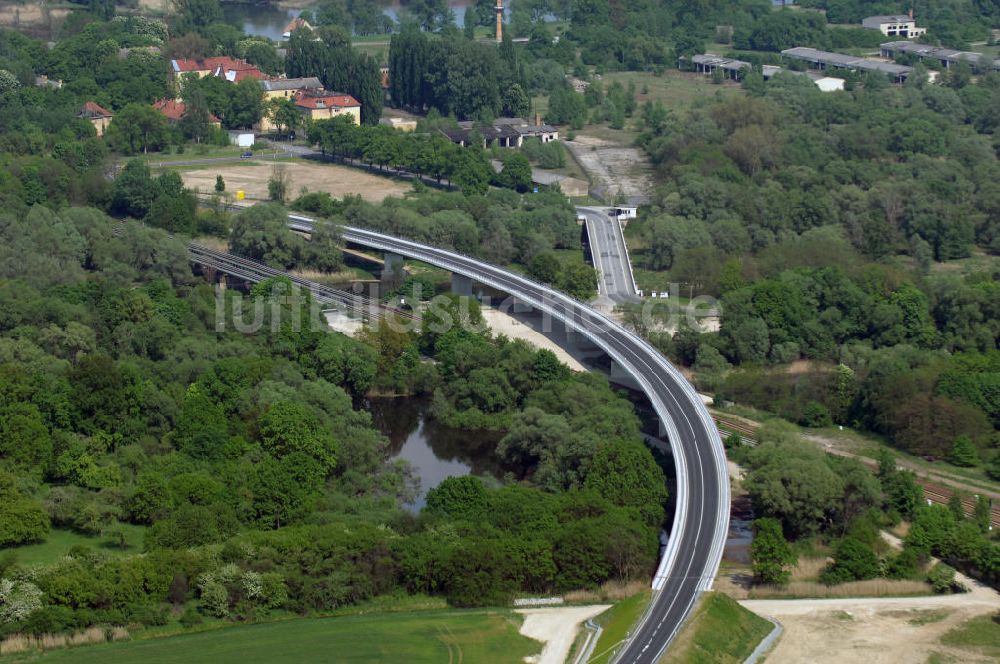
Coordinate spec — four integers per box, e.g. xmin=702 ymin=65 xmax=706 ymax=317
xmin=278 ymin=215 xmax=730 ymax=663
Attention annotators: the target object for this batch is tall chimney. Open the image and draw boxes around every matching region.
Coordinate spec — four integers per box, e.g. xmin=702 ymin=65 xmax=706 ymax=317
xmin=909 ymin=7 xmax=914 ymax=18
xmin=496 ymin=0 xmax=503 ymax=43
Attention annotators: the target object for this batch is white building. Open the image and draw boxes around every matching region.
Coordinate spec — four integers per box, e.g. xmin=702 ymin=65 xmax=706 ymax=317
xmin=228 ymin=131 xmax=255 ymax=148
xmin=862 ymin=14 xmax=926 ymax=39
xmin=762 ymin=65 xmax=845 ymax=92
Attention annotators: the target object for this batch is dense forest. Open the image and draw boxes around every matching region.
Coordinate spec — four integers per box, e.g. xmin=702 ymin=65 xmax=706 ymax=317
xmin=0 ymin=201 xmax=665 ymax=637
xmin=622 ymin=65 xmax=1000 ymax=471
xmin=0 ymin=0 xmax=998 ymax=649
xmin=737 ymin=424 xmax=997 ymax=592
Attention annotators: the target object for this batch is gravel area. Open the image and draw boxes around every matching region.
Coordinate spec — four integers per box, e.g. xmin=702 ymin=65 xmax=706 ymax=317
xmin=564 ymin=135 xmax=654 ymax=204
xmin=517 ymin=605 xmax=611 ymax=664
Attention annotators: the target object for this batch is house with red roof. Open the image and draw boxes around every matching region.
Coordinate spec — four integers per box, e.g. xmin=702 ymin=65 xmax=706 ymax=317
xmin=294 ymin=90 xmax=361 ymax=124
xmin=170 ymin=57 xmax=266 ymax=86
xmin=282 ymin=17 xmax=314 ymax=39
xmin=78 ymin=101 xmax=113 ymax=137
xmin=152 ymin=99 xmax=221 ymax=127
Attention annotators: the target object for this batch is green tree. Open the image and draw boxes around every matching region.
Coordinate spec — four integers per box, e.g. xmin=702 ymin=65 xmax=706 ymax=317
xmin=926 ymin=563 xmax=958 ymax=593
xmin=313 ymin=333 xmax=377 ymax=395
xmin=228 ymin=203 xmax=305 ymax=269
xmin=744 ymin=439 xmax=844 ymax=537
xmin=948 ymin=435 xmax=979 ymax=467
xmin=267 ymin=98 xmax=300 ymax=137
xmin=425 ymin=475 xmax=489 ymax=520
xmin=0 ymin=403 xmax=53 ymax=473
xmin=226 ymin=78 xmax=264 ymax=129
xmin=173 ymin=0 xmax=223 ymax=31
xmin=106 ymin=103 xmax=170 ymax=155
xmin=258 ymin=401 xmax=338 ymax=474
xmin=821 ymin=537 xmax=879 ymax=585
xmin=750 ymin=517 xmax=795 ymax=585
xmin=556 ymin=262 xmax=598 ymax=300
xmin=584 ymin=439 xmax=668 ymax=527
xmin=0 ymin=472 xmax=50 ymax=546
xmin=529 ymin=252 xmax=561 ymax=284
xmin=180 ymin=87 xmax=213 ymax=144
xmin=974 ymin=495 xmax=992 ymax=534
xmin=249 ymin=452 xmax=324 ymax=529
xmin=174 ymin=385 xmax=228 ymax=459
xmin=499 ymin=152 xmax=532 ymax=192
xmin=302 ymin=220 xmax=345 ymax=273
xmin=215 ymin=175 xmax=225 ymax=193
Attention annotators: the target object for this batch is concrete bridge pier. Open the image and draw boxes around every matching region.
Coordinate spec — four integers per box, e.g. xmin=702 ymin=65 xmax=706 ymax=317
xmin=560 ymin=321 xmax=603 ymax=358
xmin=381 ymin=252 xmax=405 ymax=288
xmin=609 ymin=359 xmax=643 ymax=392
xmin=512 ymin=298 xmax=533 ymax=314
xmin=451 ymin=273 xmax=474 ymax=296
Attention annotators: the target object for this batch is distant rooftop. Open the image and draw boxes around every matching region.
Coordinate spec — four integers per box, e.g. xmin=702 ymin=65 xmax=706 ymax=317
xmin=260 ymin=77 xmax=323 ymax=92
xmin=691 ymin=53 xmax=752 ymax=71
xmin=863 ymin=15 xmax=915 ymax=25
xmin=781 ymin=46 xmax=914 ymax=78
xmin=294 ymin=91 xmax=360 ymax=109
xmin=880 ymin=40 xmax=1000 ymax=69
xmin=79 ymin=101 xmax=112 ymax=119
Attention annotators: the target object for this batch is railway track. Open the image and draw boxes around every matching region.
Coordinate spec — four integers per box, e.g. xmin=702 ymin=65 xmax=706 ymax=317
xmin=187 ymin=243 xmax=417 ymax=323
xmin=713 ymin=416 xmax=759 ymax=446
xmin=711 ymin=412 xmax=998 ymax=528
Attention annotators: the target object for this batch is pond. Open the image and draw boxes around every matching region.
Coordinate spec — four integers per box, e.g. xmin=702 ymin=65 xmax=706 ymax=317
xmin=364 ymin=396 xmax=506 ymax=510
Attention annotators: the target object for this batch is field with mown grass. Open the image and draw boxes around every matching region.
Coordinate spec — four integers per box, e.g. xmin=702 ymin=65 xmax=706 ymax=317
xmin=4 ymin=525 xmax=147 ymax=566
xmin=12 ymin=609 xmax=541 ymax=664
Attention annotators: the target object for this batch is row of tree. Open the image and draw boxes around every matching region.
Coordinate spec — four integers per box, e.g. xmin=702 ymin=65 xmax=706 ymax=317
xmin=388 ymin=27 xmax=529 ymax=120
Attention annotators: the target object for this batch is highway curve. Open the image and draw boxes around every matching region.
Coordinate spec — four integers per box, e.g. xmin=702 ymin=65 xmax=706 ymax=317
xmin=286 ymin=216 xmax=730 ymax=663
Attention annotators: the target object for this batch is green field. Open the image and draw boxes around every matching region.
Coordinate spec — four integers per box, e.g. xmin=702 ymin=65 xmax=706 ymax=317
xmin=3 ymin=525 xmax=147 ymax=566
xmin=601 ymin=70 xmax=744 ymax=112
xmin=588 ymin=591 xmax=651 ymax=664
xmin=13 ymin=610 xmax=540 ymax=664
xmin=939 ymin=612 xmax=1000 ymax=658
xmin=661 ymin=592 xmax=773 ymax=664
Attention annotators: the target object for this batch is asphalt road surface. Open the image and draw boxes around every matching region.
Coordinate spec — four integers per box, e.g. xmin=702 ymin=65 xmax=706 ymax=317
xmin=577 ymin=206 xmax=637 ymax=303
xmin=283 ymin=216 xmax=729 ymax=664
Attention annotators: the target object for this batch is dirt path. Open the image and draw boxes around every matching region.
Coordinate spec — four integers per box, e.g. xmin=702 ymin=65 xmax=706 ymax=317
xmin=741 ymin=534 xmax=999 ymax=664
xmin=516 ymin=605 xmax=610 ymax=664
xmin=563 ymin=135 xmax=654 ymax=204
xmin=481 ymin=308 xmax=586 ymax=373
xmin=804 ymin=431 xmax=1000 ymax=501
xmin=741 ymin=601 xmax=996 ymax=663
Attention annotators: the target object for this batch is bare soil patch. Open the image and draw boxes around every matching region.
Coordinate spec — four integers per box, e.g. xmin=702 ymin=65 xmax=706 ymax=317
xmin=181 ymin=161 xmax=411 ymax=203
xmin=516 ymin=605 xmax=610 ymax=664
xmin=744 ymin=603 xmax=998 ymax=664
xmin=563 ymin=135 xmax=654 ymax=204
xmin=0 ymin=2 xmax=70 ymax=37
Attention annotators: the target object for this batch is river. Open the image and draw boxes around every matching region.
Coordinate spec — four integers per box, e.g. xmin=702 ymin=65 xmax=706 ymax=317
xmin=223 ymin=2 xmax=507 ymax=42
xmin=365 ymin=396 xmax=505 ymax=510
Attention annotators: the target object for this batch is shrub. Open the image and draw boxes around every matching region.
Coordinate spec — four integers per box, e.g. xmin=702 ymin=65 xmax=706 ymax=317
xmin=820 ymin=537 xmax=879 ymax=585
xmin=927 ymin=563 xmax=959 ymax=593
xmin=0 ymin=579 xmax=43 ymax=624
xmin=179 ymin=606 xmax=203 ymax=628
xmin=800 ymin=401 xmax=833 ymax=428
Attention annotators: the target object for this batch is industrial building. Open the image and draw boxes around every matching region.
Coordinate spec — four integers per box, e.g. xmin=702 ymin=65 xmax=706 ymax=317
xmin=880 ymin=41 xmax=1000 ymax=72
xmin=861 ymin=14 xmax=926 ymax=38
xmin=780 ymin=47 xmax=914 ymax=83
xmin=689 ymin=54 xmax=752 ymax=80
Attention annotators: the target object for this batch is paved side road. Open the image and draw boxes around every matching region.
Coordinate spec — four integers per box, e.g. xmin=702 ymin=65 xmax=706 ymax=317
xmin=322 ymin=222 xmax=729 ymax=664
xmin=578 ymin=206 xmax=637 ymax=303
